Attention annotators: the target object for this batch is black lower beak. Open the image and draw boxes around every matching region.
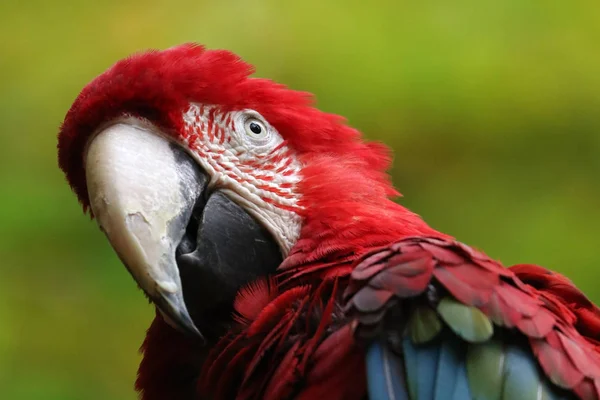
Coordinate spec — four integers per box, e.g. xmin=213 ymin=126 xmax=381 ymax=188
xmin=177 ymin=191 xmax=282 ymax=337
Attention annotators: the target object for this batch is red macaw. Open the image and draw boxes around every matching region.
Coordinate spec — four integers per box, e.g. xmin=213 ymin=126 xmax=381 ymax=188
xmin=58 ymin=44 xmax=600 ymax=400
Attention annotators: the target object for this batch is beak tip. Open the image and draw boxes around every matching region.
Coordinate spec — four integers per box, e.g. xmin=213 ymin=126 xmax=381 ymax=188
xmin=154 ymin=291 xmax=206 ymax=344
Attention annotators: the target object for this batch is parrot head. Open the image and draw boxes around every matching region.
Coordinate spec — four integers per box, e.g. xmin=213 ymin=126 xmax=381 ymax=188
xmin=58 ymin=44 xmax=438 ymax=341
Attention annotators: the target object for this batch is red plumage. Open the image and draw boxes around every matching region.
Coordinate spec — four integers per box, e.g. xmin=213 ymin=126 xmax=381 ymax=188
xmin=57 ymin=44 xmax=600 ymax=399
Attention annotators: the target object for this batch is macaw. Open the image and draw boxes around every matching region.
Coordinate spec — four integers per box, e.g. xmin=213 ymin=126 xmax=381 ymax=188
xmin=58 ymin=44 xmax=600 ymax=400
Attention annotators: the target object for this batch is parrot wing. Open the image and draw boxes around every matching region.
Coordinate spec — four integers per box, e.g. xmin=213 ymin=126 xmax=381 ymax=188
xmin=344 ymin=236 xmax=600 ymax=400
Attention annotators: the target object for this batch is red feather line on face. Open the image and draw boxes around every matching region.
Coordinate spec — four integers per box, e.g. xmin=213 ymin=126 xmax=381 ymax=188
xmin=181 ymin=105 xmax=304 ymax=215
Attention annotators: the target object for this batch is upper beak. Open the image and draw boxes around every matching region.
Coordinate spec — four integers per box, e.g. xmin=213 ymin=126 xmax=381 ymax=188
xmin=85 ymin=120 xmax=206 ymax=340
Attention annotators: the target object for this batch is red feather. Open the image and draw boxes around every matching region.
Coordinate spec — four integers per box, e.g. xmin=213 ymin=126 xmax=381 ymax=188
xmin=233 ymin=277 xmax=278 ymax=326
xmin=516 ymin=308 xmax=555 ymax=338
xmin=558 ymin=331 xmax=600 ymax=377
xmin=262 ymin=341 xmax=302 ymax=400
xmin=433 ymin=264 xmax=497 ymax=306
xmin=531 ymin=332 xmax=585 ymax=389
xmin=575 ymin=379 xmax=599 ymax=400
xmin=136 ymin=313 xmax=206 ymax=400
xmin=484 ymin=285 xmax=525 ymax=328
xmin=294 ymin=325 xmax=366 ymax=400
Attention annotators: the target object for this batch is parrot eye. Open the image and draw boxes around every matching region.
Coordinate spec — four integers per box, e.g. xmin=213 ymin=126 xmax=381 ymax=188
xmin=233 ymin=110 xmax=282 ymax=151
xmin=243 ymin=118 xmax=268 ymax=140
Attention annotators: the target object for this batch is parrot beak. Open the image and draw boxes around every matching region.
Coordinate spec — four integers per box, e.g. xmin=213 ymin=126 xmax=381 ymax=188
xmin=84 ymin=119 xmax=282 ymax=342
xmin=85 ymin=120 xmax=206 ymax=340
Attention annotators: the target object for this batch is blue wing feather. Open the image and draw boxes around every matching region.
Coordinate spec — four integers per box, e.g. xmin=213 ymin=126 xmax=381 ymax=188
xmin=434 ymin=337 xmax=471 ymax=400
xmin=413 ymin=338 xmax=441 ymax=400
xmin=449 ymin=344 xmax=472 ymax=400
xmin=366 ymin=335 xmax=575 ymax=400
xmin=366 ymin=340 xmax=409 ymax=400
xmin=367 ymin=335 xmax=472 ymax=400
xmin=502 ymin=345 xmax=541 ymax=399
xmin=502 ymin=344 xmax=573 ymax=400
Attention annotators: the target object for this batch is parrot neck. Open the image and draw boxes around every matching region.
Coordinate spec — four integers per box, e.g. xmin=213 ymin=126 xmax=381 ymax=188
xmin=279 ymin=152 xmax=450 ymax=274
xmin=280 ymin=198 xmax=449 ymax=274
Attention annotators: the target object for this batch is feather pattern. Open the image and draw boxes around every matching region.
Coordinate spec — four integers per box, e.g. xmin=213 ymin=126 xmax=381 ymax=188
xmin=369 ymin=332 xmax=473 ymax=400
xmin=345 ymin=237 xmax=600 ymax=400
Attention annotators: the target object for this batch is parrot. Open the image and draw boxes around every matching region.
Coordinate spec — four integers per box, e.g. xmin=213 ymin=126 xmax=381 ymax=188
xmin=57 ymin=44 xmax=600 ymax=400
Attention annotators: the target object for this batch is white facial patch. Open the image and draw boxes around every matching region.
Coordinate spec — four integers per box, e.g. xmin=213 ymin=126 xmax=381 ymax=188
xmin=180 ymin=104 xmax=303 ymax=255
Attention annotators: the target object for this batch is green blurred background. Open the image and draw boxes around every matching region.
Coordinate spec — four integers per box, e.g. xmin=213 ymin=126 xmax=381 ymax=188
xmin=1 ymin=0 xmax=599 ymax=398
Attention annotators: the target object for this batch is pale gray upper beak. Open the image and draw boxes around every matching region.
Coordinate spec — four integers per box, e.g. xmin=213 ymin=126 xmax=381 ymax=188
xmin=84 ymin=119 xmax=206 ymax=339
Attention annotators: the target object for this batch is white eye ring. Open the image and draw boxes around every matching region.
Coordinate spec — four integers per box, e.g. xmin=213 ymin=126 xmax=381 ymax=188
xmin=243 ymin=118 xmax=269 ymax=140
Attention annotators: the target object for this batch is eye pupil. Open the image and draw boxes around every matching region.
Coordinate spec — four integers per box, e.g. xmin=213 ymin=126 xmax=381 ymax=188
xmin=249 ymin=122 xmax=262 ymax=134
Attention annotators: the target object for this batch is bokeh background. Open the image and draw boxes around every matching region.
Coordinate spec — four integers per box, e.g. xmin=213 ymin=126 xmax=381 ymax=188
xmin=2 ymin=0 xmax=600 ymax=398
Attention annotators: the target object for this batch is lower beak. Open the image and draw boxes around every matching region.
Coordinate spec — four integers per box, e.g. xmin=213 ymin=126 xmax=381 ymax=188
xmin=84 ymin=119 xmax=283 ymax=341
